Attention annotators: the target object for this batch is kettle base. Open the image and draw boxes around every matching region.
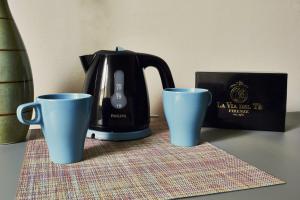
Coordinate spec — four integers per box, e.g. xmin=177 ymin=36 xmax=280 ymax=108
xmin=86 ymin=128 xmax=151 ymax=141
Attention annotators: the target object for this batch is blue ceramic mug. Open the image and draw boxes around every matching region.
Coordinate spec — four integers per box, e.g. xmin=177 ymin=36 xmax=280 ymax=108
xmin=17 ymin=93 xmax=92 ymax=164
xmin=163 ymin=88 xmax=212 ymax=147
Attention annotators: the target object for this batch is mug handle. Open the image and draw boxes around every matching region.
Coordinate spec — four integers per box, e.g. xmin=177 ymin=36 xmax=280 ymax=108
xmin=17 ymin=102 xmax=42 ymax=125
xmin=207 ymin=91 xmax=213 ymax=106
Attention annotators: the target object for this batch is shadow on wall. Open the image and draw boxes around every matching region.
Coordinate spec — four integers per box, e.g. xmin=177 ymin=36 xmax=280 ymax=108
xmin=285 ymin=112 xmax=300 ymax=131
xmin=56 ymin=64 xmax=85 ymax=93
xmin=151 ymin=100 xmax=164 ymax=118
xmin=78 ymin=0 xmax=113 ymax=50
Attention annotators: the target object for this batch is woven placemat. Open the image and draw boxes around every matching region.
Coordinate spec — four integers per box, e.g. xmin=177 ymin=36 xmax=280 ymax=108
xmin=16 ymin=121 xmax=284 ymax=199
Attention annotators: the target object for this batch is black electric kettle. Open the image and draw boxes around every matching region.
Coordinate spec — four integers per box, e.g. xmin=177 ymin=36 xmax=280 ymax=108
xmin=80 ymin=48 xmax=175 ymax=140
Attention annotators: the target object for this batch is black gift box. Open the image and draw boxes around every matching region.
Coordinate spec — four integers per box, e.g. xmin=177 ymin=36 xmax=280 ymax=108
xmin=195 ymin=72 xmax=287 ymax=132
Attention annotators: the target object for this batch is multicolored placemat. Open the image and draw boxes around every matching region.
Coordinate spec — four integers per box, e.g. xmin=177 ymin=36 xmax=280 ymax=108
xmin=16 ymin=121 xmax=284 ymax=199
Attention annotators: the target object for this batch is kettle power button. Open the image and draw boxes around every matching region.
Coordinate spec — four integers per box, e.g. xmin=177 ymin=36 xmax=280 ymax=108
xmin=111 ymin=70 xmax=127 ymax=109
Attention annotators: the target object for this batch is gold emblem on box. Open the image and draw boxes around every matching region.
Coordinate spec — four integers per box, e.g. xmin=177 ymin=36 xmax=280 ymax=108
xmin=230 ymin=81 xmax=248 ymax=104
xmin=217 ymin=81 xmax=263 ymax=117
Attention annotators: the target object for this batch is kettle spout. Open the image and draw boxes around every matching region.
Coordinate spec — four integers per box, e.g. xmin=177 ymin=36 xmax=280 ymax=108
xmin=80 ymin=55 xmax=94 ymax=72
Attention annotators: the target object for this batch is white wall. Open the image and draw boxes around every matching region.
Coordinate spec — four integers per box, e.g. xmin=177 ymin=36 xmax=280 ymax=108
xmin=8 ymin=0 xmax=300 ymax=113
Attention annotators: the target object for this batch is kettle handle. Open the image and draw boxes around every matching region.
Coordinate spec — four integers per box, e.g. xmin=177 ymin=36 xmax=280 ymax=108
xmin=138 ymin=53 xmax=175 ymax=88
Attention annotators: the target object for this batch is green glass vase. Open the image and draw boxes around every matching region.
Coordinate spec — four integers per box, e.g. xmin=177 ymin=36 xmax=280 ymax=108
xmin=0 ymin=0 xmax=33 ymax=144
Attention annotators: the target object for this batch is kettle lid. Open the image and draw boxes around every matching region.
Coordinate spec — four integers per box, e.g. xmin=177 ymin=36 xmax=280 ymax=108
xmin=94 ymin=46 xmax=136 ymax=56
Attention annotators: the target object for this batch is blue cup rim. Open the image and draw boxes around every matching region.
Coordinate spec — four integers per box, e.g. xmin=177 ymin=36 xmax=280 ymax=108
xmin=37 ymin=93 xmax=92 ymax=101
xmin=163 ymin=88 xmax=209 ymax=93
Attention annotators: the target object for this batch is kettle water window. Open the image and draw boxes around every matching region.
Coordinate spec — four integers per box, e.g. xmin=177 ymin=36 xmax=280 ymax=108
xmin=111 ymin=70 xmax=127 ymax=109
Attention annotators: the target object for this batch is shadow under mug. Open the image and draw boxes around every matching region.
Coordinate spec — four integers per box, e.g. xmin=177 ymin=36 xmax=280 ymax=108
xmin=17 ymin=93 xmax=92 ymax=164
xmin=163 ymin=88 xmax=212 ymax=147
